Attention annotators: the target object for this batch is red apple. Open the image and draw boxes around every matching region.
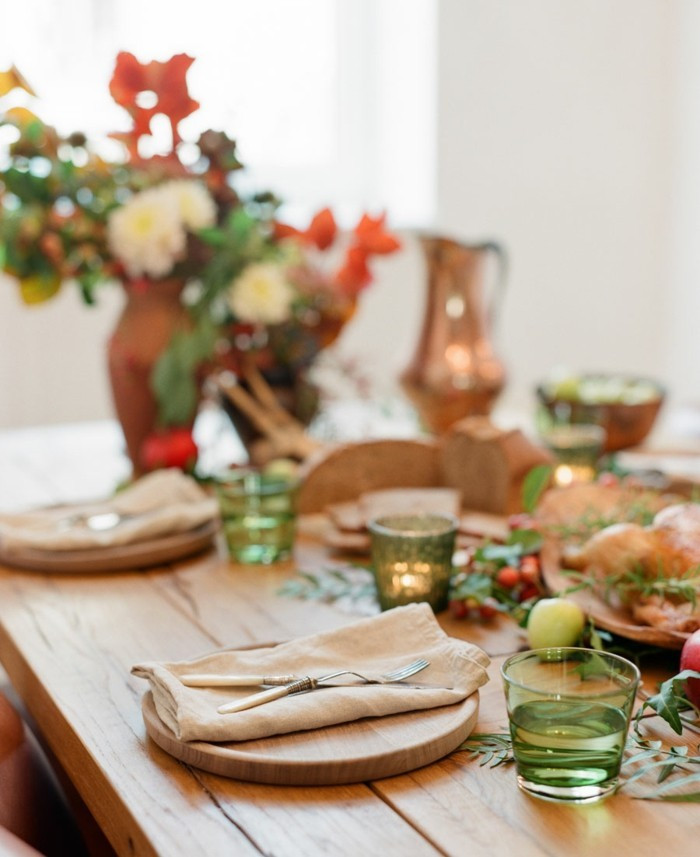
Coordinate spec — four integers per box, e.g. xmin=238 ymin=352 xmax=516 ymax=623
xmin=680 ymin=629 xmax=700 ymax=708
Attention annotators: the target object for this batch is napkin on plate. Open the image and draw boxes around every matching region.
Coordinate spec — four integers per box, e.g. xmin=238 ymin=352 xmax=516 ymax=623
xmin=131 ymin=603 xmax=490 ymax=743
xmin=0 ymin=469 xmax=219 ymax=552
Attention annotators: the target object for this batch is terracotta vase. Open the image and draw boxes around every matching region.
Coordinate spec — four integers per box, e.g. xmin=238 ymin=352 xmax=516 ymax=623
xmin=400 ymin=236 xmax=507 ymax=434
xmin=107 ymin=279 xmax=189 ymax=474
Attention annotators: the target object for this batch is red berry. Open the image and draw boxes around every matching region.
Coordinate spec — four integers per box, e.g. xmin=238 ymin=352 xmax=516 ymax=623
xmin=508 ymin=513 xmax=534 ymax=530
xmin=140 ymin=427 xmax=198 ymax=472
xmin=520 ymin=556 xmax=541 ymax=584
xmin=478 ymin=598 xmax=499 ymax=620
xmin=496 ymin=565 xmax=521 ymax=588
xmin=519 ymin=583 xmax=540 ymax=602
xmin=449 ymin=599 xmax=468 ymax=619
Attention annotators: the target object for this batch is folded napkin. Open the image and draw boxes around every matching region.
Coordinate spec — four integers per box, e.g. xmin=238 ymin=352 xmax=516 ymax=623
xmin=131 ymin=603 xmax=490 ymax=743
xmin=0 ymin=469 xmax=218 ymax=552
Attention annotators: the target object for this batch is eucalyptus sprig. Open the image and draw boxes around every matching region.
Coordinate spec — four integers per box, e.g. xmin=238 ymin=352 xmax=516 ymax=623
xmin=278 ymin=565 xmax=377 ymax=609
xmin=459 ymin=733 xmax=514 ymax=767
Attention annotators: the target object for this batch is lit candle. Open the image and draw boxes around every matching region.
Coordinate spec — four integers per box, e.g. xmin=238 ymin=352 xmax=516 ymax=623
xmin=541 ymin=424 xmax=606 ymax=486
xmin=368 ymin=514 xmax=457 ymax=612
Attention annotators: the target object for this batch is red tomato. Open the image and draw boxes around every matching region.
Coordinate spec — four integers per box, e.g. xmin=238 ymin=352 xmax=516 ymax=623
xmin=140 ymin=427 xmax=198 ymax=472
xmin=496 ymin=565 xmax=521 ymax=588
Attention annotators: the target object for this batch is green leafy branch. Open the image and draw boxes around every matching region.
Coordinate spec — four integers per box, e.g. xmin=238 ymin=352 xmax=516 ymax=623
xmin=278 ymin=566 xmax=377 ymax=606
xmin=459 ymin=733 xmax=514 ymax=767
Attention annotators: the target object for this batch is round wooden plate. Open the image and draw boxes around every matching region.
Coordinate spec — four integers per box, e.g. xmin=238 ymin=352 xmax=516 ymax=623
xmin=142 ymin=689 xmax=479 ymax=785
xmin=540 ymin=540 xmax=690 ymax=650
xmin=0 ymin=520 xmax=218 ymax=574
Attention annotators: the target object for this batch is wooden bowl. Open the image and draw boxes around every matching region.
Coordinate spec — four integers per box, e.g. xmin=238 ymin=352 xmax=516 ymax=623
xmin=536 ymin=375 xmax=665 ymax=452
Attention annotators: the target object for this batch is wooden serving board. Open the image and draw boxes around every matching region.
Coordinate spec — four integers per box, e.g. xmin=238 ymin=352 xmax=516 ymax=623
xmin=540 ymin=540 xmax=690 ymax=650
xmin=0 ymin=520 xmax=218 ymax=574
xmin=142 ymin=690 xmax=479 ymax=786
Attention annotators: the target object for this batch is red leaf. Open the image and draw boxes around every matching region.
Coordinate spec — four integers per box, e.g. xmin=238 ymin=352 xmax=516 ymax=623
xmin=109 ymin=52 xmax=200 ymax=159
xmin=335 ymin=246 xmax=372 ymax=295
xmin=273 ymin=207 xmax=337 ymax=250
xmin=354 ymin=212 xmax=401 ymax=255
xmin=306 ymin=207 xmax=337 ymax=250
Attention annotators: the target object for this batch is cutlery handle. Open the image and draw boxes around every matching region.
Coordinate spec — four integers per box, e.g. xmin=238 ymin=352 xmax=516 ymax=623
xmin=181 ymin=674 xmax=298 ymax=687
xmin=218 ymin=684 xmax=295 ymax=714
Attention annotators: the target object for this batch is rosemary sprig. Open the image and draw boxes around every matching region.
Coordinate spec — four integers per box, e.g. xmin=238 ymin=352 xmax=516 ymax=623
xmin=561 ymin=565 xmax=700 ymax=610
xmin=548 ymin=497 xmax=658 ymax=544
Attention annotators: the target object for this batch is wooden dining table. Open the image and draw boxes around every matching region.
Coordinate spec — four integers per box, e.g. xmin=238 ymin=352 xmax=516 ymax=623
xmin=0 ymin=419 xmax=698 ymax=857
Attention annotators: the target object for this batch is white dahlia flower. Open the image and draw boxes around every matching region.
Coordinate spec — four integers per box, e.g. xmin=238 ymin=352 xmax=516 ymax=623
xmin=107 ymin=187 xmax=186 ymax=279
xmin=160 ymin=179 xmax=217 ymax=231
xmin=227 ymin=262 xmax=296 ymax=324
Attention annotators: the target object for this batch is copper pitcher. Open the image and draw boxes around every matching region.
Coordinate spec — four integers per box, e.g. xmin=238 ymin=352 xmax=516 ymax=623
xmin=400 ymin=235 xmax=507 ymax=434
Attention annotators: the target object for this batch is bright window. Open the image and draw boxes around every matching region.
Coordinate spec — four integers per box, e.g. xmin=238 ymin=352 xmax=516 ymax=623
xmin=0 ymin=0 xmax=436 ymax=225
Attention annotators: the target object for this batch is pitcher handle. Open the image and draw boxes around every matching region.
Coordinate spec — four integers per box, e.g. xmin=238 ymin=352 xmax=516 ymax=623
xmin=477 ymin=241 xmax=508 ymax=328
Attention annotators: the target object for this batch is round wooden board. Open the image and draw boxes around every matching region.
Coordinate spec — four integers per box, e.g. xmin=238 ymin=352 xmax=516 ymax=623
xmin=540 ymin=540 xmax=690 ymax=650
xmin=0 ymin=520 xmax=218 ymax=574
xmin=142 ymin=689 xmax=479 ymax=786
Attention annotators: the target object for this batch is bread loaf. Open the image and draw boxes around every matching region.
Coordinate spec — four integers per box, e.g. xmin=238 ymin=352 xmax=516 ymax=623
xmin=296 ymin=439 xmax=441 ymax=514
xmin=439 ymin=416 xmax=552 ymax=514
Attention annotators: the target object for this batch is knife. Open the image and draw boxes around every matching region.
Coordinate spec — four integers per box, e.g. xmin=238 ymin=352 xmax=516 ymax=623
xmin=181 ymin=673 xmax=299 ymax=687
xmin=217 ymin=677 xmax=452 ymax=714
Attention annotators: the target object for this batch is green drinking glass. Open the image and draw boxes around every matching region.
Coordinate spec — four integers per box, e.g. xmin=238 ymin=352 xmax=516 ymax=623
xmin=214 ymin=470 xmax=297 ymax=564
xmin=501 ymin=648 xmax=640 ymax=804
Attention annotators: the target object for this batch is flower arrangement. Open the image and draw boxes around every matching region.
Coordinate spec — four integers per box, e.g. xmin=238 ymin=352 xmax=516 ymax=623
xmin=0 ymin=53 xmax=400 ymax=468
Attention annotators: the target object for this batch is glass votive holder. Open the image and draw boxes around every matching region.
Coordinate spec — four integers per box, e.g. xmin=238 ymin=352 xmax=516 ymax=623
xmin=540 ymin=423 xmax=606 ymax=486
xmin=367 ymin=514 xmax=458 ymax=612
xmin=213 ymin=469 xmax=298 ymax=564
xmin=501 ymin=648 xmax=640 ymax=804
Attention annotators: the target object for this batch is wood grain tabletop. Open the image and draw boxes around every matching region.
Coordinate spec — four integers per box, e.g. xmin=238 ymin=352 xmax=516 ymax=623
xmin=0 ymin=421 xmax=697 ymax=857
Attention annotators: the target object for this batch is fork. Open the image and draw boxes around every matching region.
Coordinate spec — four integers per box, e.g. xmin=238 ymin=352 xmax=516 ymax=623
xmin=217 ymin=657 xmax=430 ymax=714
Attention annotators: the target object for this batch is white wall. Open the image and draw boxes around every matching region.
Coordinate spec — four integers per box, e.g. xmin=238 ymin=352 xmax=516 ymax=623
xmin=0 ymin=278 xmax=120 ymax=427
xmin=433 ymin=0 xmax=676 ymax=412
xmin=1 ymin=1 xmax=695 ymax=429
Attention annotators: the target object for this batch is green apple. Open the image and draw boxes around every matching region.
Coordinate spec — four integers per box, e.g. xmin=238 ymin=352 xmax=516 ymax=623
xmin=526 ymin=597 xmax=585 ymax=649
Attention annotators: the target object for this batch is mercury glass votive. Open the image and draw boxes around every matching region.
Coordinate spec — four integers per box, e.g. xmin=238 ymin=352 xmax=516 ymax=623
xmin=368 ymin=514 xmax=458 ymax=612
xmin=541 ymin=424 xmax=606 ymax=487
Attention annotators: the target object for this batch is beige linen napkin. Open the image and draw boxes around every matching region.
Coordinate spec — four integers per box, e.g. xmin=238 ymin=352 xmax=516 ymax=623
xmin=0 ymin=469 xmax=218 ymax=552
xmin=131 ymin=603 xmax=490 ymax=743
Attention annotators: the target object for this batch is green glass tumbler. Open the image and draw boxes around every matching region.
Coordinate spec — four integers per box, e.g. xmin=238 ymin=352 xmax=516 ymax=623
xmin=214 ymin=470 xmax=297 ymax=564
xmin=368 ymin=514 xmax=457 ymax=612
xmin=501 ymin=648 xmax=640 ymax=803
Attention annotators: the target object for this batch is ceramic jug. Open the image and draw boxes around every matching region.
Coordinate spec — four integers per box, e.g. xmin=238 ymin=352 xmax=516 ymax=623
xmin=400 ymin=235 xmax=507 ymax=434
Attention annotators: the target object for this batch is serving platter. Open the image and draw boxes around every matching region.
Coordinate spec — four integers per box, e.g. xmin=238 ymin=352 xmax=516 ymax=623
xmin=142 ymin=689 xmax=479 ymax=785
xmin=0 ymin=519 xmax=218 ymax=574
xmin=540 ymin=539 xmax=690 ymax=650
